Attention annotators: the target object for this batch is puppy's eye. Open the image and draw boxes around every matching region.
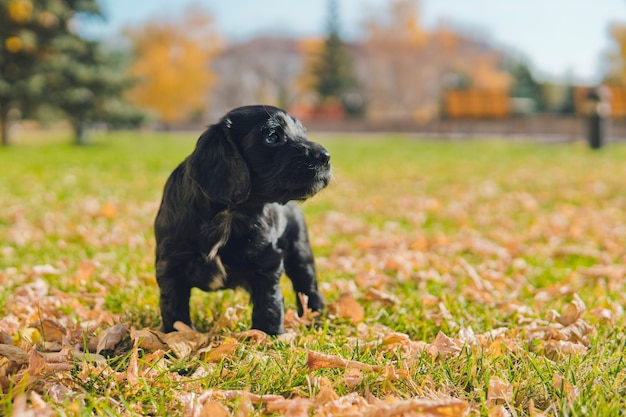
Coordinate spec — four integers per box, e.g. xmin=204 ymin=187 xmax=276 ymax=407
xmin=264 ymin=133 xmax=280 ymax=145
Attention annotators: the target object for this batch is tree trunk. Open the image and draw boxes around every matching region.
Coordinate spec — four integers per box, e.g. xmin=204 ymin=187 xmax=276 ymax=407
xmin=73 ymin=119 xmax=90 ymax=146
xmin=1 ymin=104 xmax=11 ymax=146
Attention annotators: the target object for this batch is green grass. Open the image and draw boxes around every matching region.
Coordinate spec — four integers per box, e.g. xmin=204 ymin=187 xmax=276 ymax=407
xmin=1 ymin=131 xmax=626 ymax=415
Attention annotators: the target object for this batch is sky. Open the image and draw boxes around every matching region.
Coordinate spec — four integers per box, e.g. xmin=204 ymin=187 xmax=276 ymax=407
xmin=84 ymin=0 xmax=626 ymax=84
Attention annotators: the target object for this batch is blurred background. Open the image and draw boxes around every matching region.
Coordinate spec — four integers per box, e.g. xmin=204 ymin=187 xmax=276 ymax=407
xmin=2 ymin=0 xmax=626 ymax=145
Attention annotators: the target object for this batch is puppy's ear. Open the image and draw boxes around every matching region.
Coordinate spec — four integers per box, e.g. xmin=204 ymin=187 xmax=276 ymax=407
xmin=186 ymin=123 xmax=250 ymax=205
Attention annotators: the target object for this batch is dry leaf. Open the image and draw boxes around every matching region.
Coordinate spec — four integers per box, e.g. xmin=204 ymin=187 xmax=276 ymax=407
xmin=363 ymin=288 xmax=400 ymax=305
xmin=427 ymin=332 xmax=463 ymax=358
xmin=233 ymin=391 xmax=252 ymax=417
xmin=306 ymin=350 xmax=383 ymax=372
xmin=265 ymin=398 xmax=313 ymax=416
xmin=549 ymin=320 xmax=593 ymax=344
xmin=544 ymin=340 xmax=588 ymax=358
xmin=208 ymin=389 xmax=285 ymax=403
xmin=381 ymin=332 xmax=411 ymax=346
xmin=199 ymin=338 xmax=240 ymax=363
xmin=343 ymin=368 xmax=363 ymax=388
xmin=487 ymin=377 xmax=514 ymax=404
xmin=96 ymin=323 xmax=130 ymax=353
xmin=0 ymin=344 xmax=29 ymax=364
xmin=161 ymin=328 xmax=209 ymax=359
xmin=362 ymin=397 xmax=469 ymax=417
xmin=38 ymin=319 xmax=67 ymax=344
xmin=198 ymin=402 xmax=230 ymax=417
xmin=315 ymin=386 xmax=340 ymax=404
xmin=130 ymin=327 xmax=167 ymax=351
xmin=74 ymin=260 xmax=97 ymax=283
xmin=556 ymin=294 xmax=586 ymax=326
xmin=126 ymin=344 xmax=140 ymax=388
xmin=232 ymin=329 xmax=269 ymax=344
xmin=318 ymin=392 xmax=369 ymax=415
xmin=328 ymin=294 xmax=365 ymax=324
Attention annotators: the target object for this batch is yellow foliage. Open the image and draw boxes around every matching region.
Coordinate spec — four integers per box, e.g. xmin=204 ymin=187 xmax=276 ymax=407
xmin=610 ymin=23 xmax=626 ymax=84
xmin=365 ymin=0 xmax=428 ymax=47
xmin=8 ymin=0 xmax=33 ymax=23
xmin=471 ymin=56 xmax=513 ymax=90
xmin=5 ymin=36 xmax=22 ymax=53
xmin=126 ymin=7 xmax=220 ymax=126
xmin=296 ymin=38 xmax=324 ymax=96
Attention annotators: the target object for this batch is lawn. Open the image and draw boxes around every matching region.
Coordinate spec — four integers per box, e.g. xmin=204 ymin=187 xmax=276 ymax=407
xmin=1 ymin=131 xmax=625 ymax=416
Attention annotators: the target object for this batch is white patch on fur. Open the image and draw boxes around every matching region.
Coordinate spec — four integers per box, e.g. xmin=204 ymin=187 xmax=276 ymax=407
xmin=267 ymin=112 xmax=304 ymax=139
xmin=224 ymin=117 xmax=232 ymax=128
xmin=205 ymin=209 xmax=233 ymax=290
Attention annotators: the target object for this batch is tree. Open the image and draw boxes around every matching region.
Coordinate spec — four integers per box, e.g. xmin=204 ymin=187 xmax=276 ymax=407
xmin=125 ymin=6 xmax=220 ymax=128
xmin=359 ymin=0 xmax=511 ymax=122
xmin=605 ymin=23 xmax=626 ymax=84
xmin=505 ymin=58 xmax=546 ymax=112
xmin=308 ymin=0 xmax=359 ymax=114
xmin=0 ymin=0 xmax=102 ymax=145
xmin=42 ymin=36 xmax=144 ymax=145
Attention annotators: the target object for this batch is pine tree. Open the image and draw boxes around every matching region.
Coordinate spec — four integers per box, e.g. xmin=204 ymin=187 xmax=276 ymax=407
xmin=0 ymin=0 xmax=138 ymax=145
xmin=42 ymin=36 xmax=143 ymax=145
xmin=311 ymin=0 xmax=360 ymax=114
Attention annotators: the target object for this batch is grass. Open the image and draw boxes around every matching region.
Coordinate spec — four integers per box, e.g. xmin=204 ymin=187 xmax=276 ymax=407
xmin=1 ymin=130 xmax=626 ymax=416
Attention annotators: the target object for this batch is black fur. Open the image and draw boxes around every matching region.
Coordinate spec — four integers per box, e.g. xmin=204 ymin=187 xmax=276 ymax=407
xmin=154 ymin=105 xmax=331 ymax=335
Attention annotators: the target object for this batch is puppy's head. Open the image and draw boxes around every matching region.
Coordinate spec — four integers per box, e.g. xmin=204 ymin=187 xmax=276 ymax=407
xmin=187 ymin=105 xmax=331 ymax=205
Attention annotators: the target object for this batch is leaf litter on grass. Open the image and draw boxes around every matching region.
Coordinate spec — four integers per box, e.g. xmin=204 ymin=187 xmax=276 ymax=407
xmin=2 ymin=139 xmax=626 ymax=415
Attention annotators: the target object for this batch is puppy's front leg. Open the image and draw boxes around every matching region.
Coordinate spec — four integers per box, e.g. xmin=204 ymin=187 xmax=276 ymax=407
xmin=250 ymin=277 xmax=285 ymax=335
xmin=284 ymin=235 xmax=324 ymax=316
xmin=156 ymin=275 xmax=192 ymax=333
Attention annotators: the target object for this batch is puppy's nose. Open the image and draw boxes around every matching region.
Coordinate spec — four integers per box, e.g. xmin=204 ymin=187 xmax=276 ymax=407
xmin=315 ymin=149 xmax=331 ymax=165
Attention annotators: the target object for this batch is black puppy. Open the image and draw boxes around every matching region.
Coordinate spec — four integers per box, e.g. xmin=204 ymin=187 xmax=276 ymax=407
xmin=154 ymin=105 xmax=331 ymax=335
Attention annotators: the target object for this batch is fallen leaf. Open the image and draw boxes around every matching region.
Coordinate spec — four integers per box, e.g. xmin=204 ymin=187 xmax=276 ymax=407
xmin=548 ymin=320 xmax=593 ymax=344
xmin=363 ymin=288 xmax=400 ymax=305
xmin=315 ymin=386 xmax=340 ymax=405
xmin=96 ymin=323 xmax=130 ymax=353
xmin=362 ymin=397 xmax=469 ymax=417
xmin=130 ymin=327 xmax=167 ymax=351
xmin=487 ymin=377 xmax=514 ymax=404
xmin=74 ymin=260 xmax=97 ymax=283
xmin=318 ymin=392 xmax=369 ymax=415
xmin=231 ymin=329 xmax=269 ymax=344
xmin=33 ymin=319 xmax=66 ymax=344
xmin=427 ymin=332 xmax=463 ymax=358
xmin=265 ymin=398 xmax=314 ymax=416
xmin=0 ymin=344 xmax=29 ymax=364
xmin=161 ymin=328 xmax=209 ymax=359
xmin=544 ymin=340 xmax=588 ymax=358
xmin=198 ymin=338 xmax=240 ymax=363
xmin=556 ymin=294 xmax=585 ymax=326
xmin=342 ymin=368 xmax=363 ymax=389
xmin=328 ymin=294 xmax=365 ymax=324
xmin=207 ymin=389 xmax=285 ymax=403
xmin=306 ymin=350 xmax=384 ymax=372
xmin=198 ymin=402 xmax=230 ymax=417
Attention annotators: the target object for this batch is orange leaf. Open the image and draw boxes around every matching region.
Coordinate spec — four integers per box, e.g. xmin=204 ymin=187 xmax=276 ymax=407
xmin=199 ymin=339 xmax=240 ymax=363
xmin=306 ymin=350 xmax=384 ymax=372
xmin=328 ymin=294 xmax=364 ymax=324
